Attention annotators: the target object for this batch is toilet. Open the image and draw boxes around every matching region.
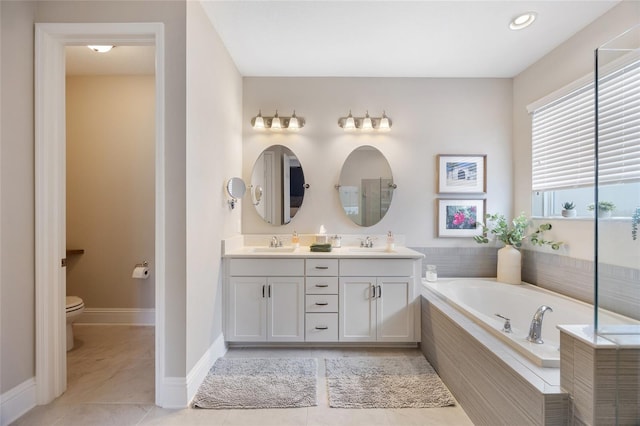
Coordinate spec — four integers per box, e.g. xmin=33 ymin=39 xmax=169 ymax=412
xmin=66 ymin=296 xmax=85 ymax=351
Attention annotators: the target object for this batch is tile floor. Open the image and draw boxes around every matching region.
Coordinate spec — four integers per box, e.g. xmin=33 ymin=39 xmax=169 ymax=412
xmin=13 ymin=325 xmax=474 ymax=426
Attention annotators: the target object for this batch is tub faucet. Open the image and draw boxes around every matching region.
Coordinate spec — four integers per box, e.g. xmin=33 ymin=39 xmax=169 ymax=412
xmin=527 ymin=305 xmax=553 ymax=344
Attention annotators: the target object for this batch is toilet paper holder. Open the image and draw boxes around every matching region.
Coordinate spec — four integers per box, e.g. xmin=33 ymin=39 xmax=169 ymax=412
xmin=135 ymin=260 xmax=149 ymax=268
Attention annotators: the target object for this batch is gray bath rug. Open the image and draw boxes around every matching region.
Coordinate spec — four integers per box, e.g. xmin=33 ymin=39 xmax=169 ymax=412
xmin=325 ymin=356 xmax=455 ymax=409
xmin=192 ymin=358 xmax=317 ymax=409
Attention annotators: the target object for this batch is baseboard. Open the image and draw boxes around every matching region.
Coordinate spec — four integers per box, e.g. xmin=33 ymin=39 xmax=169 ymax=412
xmin=77 ymin=308 xmax=155 ymax=325
xmin=0 ymin=378 xmax=36 ymax=426
xmin=159 ymin=333 xmax=227 ymax=409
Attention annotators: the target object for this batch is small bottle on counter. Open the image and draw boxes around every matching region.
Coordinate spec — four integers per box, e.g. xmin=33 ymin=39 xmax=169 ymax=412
xmin=426 ymin=265 xmax=437 ymax=282
xmin=386 ymin=231 xmax=395 ymax=252
xmin=331 ymin=235 xmax=342 ymax=248
xmin=292 ymin=230 xmax=299 ymax=249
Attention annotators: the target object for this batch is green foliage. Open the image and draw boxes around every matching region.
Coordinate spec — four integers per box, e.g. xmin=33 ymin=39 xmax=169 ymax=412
xmin=473 ymin=212 xmax=562 ymax=250
xmin=632 ymin=207 xmax=640 ymax=241
xmin=562 ymin=202 xmax=575 ymax=210
xmin=587 ymin=201 xmax=616 ymax=212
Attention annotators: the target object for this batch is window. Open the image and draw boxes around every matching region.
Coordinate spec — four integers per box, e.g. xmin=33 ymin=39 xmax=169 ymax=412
xmin=530 ymin=56 xmax=640 ymax=217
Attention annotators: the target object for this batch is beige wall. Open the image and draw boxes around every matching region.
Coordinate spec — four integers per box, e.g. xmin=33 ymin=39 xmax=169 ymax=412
xmin=242 ymin=77 xmax=513 ymax=246
xmin=66 ymin=75 xmax=155 ymax=309
xmin=513 ymin=1 xmax=640 ymax=264
xmin=0 ymin=0 xmax=188 ymax=393
xmin=185 ymin=1 xmax=243 ymax=370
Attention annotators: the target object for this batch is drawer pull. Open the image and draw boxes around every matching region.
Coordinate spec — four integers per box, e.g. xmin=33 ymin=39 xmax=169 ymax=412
xmin=315 ymin=284 xmax=329 ymax=288
xmin=315 ymin=302 xmax=329 ymax=306
xmin=315 ymin=326 xmax=329 ymax=330
xmin=315 ymin=266 xmax=329 ymax=270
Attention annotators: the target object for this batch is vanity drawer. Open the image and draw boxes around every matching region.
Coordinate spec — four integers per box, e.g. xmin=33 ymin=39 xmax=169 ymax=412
xmin=305 ymin=259 xmax=338 ymax=276
xmin=339 ymin=259 xmax=413 ymax=277
xmin=229 ymin=258 xmax=304 ymax=276
xmin=305 ymin=313 xmax=338 ymax=342
xmin=306 ymin=295 xmax=338 ymax=313
xmin=306 ymin=277 xmax=339 ymax=294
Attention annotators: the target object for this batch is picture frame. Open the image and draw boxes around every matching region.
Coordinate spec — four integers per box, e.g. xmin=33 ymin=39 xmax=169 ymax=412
xmin=437 ymin=198 xmax=485 ymax=237
xmin=437 ymin=154 xmax=486 ymax=193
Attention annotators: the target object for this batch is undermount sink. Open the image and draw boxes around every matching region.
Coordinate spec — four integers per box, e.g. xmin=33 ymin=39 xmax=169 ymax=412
xmin=348 ymin=247 xmax=390 ymax=252
xmin=250 ymin=246 xmax=297 ymax=253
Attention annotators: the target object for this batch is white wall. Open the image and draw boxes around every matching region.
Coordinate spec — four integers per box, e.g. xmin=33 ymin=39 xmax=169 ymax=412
xmin=242 ymin=77 xmax=513 ymax=247
xmin=186 ymin=2 xmax=242 ymax=372
xmin=513 ymin=1 xmax=640 ymax=264
xmin=66 ymin=75 xmax=155 ymax=310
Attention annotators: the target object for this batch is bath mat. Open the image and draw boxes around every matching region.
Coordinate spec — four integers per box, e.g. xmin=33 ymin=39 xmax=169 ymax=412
xmin=325 ymin=356 xmax=455 ymax=408
xmin=192 ymin=358 xmax=317 ymax=409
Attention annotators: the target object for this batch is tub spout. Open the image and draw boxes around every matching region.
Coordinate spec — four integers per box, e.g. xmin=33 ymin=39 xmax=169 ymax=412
xmin=526 ymin=305 xmax=553 ymax=344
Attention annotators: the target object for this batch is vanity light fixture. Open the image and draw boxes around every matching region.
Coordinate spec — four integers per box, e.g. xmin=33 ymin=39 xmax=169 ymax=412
xmin=338 ymin=110 xmax=392 ymax=132
xmin=509 ymin=12 xmax=537 ymax=30
xmin=251 ymin=110 xmax=305 ymax=131
xmin=87 ymin=45 xmax=114 ymax=53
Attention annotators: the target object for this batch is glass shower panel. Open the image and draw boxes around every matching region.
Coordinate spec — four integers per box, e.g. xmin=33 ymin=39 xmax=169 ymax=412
xmin=595 ymin=24 xmax=640 ymax=335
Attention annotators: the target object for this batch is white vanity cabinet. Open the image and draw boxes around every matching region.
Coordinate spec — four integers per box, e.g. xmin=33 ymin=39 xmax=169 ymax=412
xmin=226 ymin=259 xmax=305 ymax=342
xmin=339 ymin=259 xmax=415 ymax=342
xmin=304 ymin=259 xmax=339 ymax=342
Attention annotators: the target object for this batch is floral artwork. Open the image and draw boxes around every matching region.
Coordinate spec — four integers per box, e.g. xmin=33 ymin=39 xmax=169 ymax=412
xmin=446 ymin=205 xmax=478 ymax=229
xmin=438 ymin=199 xmax=485 ymax=237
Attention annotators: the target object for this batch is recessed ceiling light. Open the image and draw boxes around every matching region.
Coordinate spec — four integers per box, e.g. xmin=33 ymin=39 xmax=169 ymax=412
xmin=87 ymin=45 xmax=114 ymax=53
xmin=509 ymin=12 xmax=537 ymax=30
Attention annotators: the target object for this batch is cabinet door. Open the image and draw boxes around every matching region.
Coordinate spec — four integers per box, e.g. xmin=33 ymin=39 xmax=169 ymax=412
xmin=339 ymin=277 xmax=376 ymax=342
xmin=267 ymin=277 xmax=305 ymax=342
xmin=376 ymin=277 xmax=414 ymax=342
xmin=227 ymin=277 xmax=267 ymax=341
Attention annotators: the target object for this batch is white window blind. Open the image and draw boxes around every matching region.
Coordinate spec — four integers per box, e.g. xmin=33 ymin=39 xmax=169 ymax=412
xmin=531 ymin=57 xmax=640 ymax=192
xmin=597 ymin=60 xmax=640 ymax=186
xmin=531 ymin=85 xmax=594 ymax=191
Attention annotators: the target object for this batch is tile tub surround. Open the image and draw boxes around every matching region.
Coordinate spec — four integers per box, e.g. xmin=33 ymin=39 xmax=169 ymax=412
xmin=559 ymin=326 xmax=640 ymax=425
xmin=420 ymin=288 xmax=569 ymax=426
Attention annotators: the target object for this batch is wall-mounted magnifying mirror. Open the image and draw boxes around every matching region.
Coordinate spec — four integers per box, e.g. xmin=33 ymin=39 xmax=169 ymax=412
xmin=226 ymin=177 xmax=246 ymax=209
xmin=251 ymin=145 xmax=307 ymax=225
xmin=337 ymin=145 xmax=395 ymax=226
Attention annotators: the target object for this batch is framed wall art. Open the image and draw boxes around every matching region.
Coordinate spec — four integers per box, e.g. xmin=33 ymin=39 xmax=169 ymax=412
xmin=437 ymin=198 xmax=485 ymax=237
xmin=437 ymin=154 xmax=486 ymax=193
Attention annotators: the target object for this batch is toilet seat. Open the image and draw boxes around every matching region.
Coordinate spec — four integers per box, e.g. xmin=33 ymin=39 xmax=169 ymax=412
xmin=66 ymin=296 xmax=84 ymax=313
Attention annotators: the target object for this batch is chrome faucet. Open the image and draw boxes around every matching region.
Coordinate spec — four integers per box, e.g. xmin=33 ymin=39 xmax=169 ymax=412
xmin=360 ymin=236 xmax=374 ymax=248
xmin=526 ymin=305 xmax=553 ymax=344
xmin=270 ymin=236 xmax=283 ymax=248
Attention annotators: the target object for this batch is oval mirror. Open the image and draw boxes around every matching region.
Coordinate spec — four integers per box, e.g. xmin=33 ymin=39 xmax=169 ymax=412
xmin=338 ymin=146 xmax=394 ymax=226
xmin=226 ymin=177 xmax=246 ymax=199
xmin=251 ymin=145 xmax=306 ymax=225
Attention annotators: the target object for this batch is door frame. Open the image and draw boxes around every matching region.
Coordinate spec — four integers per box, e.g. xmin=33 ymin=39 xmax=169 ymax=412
xmin=34 ymin=22 xmax=166 ymax=405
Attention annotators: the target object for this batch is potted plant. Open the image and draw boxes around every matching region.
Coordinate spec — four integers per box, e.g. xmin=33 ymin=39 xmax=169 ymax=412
xmin=587 ymin=201 xmax=616 ymax=218
xmin=474 ymin=213 xmax=562 ymax=284
xmin=561 ymin=202 xmax=576 ymax=217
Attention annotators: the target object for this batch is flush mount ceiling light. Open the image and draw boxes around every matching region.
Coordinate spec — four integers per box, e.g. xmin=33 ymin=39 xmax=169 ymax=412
xmin=338 ymin=110 xmax=392 ymax=132
xmin=251 ymin=110 xmax=305 ymax=131
xmin=87 ymin=45 xmax=114 ymax=53
xmin=509 ymin=12 xmax=537 ymax=30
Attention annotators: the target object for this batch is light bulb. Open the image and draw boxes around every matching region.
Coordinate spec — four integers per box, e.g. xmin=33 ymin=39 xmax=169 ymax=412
xmin=378 ymin=111 xmax=391 ymax=132
xmin=253 ymin=110 xmax=265 ymax=130
xmin=271 ymin=111 xmax=282 ymax=130
xmin=288 ymin=110 xmax=299 ymax=131
xmin=362 ymin=111 xmax=373 ymax=131
xmin=87 ymin=45 xmax=114 ymax=53
xmin=344 ymin=110 xmax=356 ymax=131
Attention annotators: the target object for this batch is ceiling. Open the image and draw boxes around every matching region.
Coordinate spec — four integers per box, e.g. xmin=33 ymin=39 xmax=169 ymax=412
xmin=65 ymin=1 xmax=620 ymax=78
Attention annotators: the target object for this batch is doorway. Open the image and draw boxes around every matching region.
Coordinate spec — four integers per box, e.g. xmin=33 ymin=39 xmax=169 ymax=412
xmin=35 ymin=23 xmax=166 ymax=406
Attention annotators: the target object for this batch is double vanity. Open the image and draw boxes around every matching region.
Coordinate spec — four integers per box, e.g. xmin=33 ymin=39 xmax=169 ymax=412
xmin=222 ymin=236 xmax=424 ymax=345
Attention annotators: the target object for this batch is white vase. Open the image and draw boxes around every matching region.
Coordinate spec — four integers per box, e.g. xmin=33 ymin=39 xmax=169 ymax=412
xmin=497 ymin=245 xmax=522 ymax=284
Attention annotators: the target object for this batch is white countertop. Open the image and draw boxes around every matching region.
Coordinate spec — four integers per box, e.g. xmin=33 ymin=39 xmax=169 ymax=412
xmin=222 ymin=245 xmax=424 ymax=259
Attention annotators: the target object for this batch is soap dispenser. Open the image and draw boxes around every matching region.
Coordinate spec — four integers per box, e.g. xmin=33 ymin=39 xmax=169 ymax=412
xmin=386 ymin=231 xmax=395 ymax=252
xmin=292 ymin=230 xmax=300 ymax=249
